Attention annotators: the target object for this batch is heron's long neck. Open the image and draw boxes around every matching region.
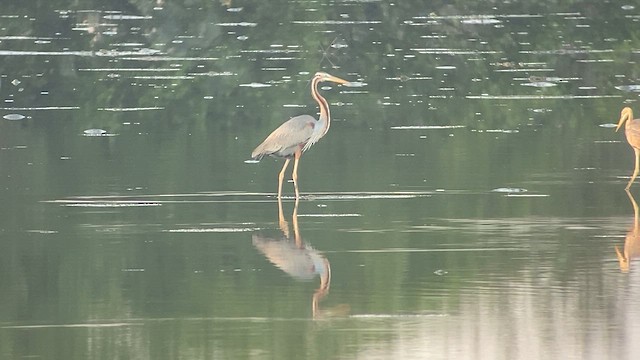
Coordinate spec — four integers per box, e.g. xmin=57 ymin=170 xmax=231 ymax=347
xmin=626 ymin=111 xmax=635 ymax=129
xmin=311 ymin=76 xmax=331 ymax=136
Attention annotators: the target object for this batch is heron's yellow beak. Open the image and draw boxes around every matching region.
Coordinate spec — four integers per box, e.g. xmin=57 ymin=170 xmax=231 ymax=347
xmin=616 ymin=115 xmax=626 ymax=132
xmin=615 ymin=245 xmax=629 ymax=273
xmin=326 ymin=74 xmax=349 ymax=85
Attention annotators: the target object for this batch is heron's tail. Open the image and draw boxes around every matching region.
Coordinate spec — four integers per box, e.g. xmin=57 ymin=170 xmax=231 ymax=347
xmin=252 ymin=140 xmax=274 ymax=160
xmin=245 ymin=149 xmax=264 ymax=164
xmin=251 ymin=148 xmax=265 ymax=161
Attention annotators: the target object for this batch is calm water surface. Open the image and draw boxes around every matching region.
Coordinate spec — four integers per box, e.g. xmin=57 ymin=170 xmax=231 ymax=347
xmin=1 ymin=1 xmax=640 ymax=359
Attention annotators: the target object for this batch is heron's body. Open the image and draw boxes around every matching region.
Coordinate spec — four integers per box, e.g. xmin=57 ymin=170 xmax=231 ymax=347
xmin=251 ymin=72 xmax=350 ymax=198
xmin=616 ymin=107 xmax=640 ymax=189
xmin=251 ymin=115 xmax=317 ymax=159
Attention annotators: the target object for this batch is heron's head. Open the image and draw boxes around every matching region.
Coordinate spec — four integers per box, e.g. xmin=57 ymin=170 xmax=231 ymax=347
xmin=314 ymin=72 xmax=349 ymax=85
xmin=616 ymin=107 xmax=634 ymax=132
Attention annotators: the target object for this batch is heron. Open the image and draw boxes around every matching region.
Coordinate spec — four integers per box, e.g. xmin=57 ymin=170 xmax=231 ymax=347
xmin=616 ymin=107 xmax=640 ymax=189
xmin=251 ymin=72 xmax=350 ymax=199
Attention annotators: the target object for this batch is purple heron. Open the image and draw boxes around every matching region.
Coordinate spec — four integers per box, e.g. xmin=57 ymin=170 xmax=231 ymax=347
xmin=251 ymin=72 xmax=350 ymax=198
xmin=616 ymin=107 xmax=640 ymax=189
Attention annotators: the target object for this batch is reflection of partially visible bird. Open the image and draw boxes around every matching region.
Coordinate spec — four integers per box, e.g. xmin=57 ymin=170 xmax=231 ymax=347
xmin=251 ymin=72 xmax=350 ymax=199
xmin=616 ymin=107 xmax=640 ymax=189
xmin=616 ymin=190 xmax=640 ymax=272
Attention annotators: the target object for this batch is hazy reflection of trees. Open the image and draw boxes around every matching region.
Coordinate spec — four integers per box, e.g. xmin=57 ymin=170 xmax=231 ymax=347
xmin=1 ymin=0 xmax=636 ymax=133
xmin=1 ymin=1 xmax=639 ymax=356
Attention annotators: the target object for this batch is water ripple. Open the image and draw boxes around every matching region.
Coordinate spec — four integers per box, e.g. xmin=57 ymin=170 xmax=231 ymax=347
xmin=467 ymin=95 xmax=621 ymax=100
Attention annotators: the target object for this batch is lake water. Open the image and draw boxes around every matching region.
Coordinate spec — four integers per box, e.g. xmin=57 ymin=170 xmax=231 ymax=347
xmin=1 ymin=1 xmax=640 ymax=359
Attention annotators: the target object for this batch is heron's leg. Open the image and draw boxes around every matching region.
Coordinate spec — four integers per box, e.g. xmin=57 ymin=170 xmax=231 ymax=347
xmin=278 ymin=159 xmax=291 ymax=198
xmin=626 ymin=189 xmax=639 ymax=226
xmin=627 ymin=148 xmax=640 ymax=190
xmin=292 ymin=152 xmax=301 ymax=199
xmin=277 ymin=196 xmax=290 ymax=238
xmin=292 ymin=197 xmax=301 ymax=247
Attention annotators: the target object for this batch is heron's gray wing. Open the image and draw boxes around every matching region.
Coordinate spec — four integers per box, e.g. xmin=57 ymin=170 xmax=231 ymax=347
xmin=252 ymin=115 xmax=317 ymax=159
xmin=252 ymin=234 xmax=320 ymax=280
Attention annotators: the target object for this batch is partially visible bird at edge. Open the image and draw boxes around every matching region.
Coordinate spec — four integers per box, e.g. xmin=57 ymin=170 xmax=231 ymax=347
xmin=616 ymin=107 xmax=640 ymax=190
xmin=251 ymin=72 xmax=351 ymax=199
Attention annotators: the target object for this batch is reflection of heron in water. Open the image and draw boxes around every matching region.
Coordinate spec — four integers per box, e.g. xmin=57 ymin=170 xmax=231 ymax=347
xmin=253 ymin=198 xmax=346 ymax=318
xmin=615 ymin=107 xmax=640 ymax=189
xmin=616 ymin=190 xmax=640 ymax=273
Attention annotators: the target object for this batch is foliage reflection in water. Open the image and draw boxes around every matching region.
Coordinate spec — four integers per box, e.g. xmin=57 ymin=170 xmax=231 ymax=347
xmin=0 ymin=0 xmax=640 ymax=359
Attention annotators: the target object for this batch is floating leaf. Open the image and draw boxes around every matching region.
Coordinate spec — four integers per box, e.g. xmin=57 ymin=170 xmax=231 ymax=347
xmin=83 ymin=129 xmax=108 ymax=136
xmin=3 ymin=113 xmax=26 ymax=121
